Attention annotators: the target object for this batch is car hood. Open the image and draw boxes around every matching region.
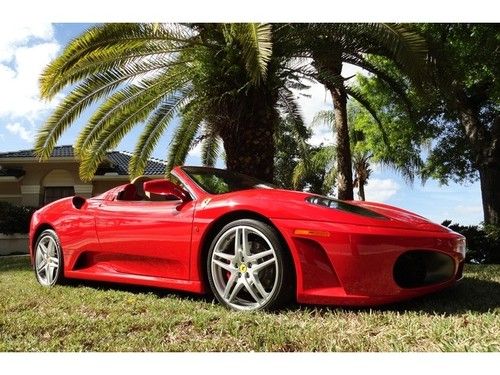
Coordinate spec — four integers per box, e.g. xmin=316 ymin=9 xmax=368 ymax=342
xmin=218 ymin=189 xmax=452 ymax=233
xmin=346 ymin=200 xmax=451 ymax=233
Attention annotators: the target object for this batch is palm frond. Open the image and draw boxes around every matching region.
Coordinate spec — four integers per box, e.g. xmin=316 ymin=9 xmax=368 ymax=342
xmin=343 ymin=53 xmax=415 ymax=118
xmin=278 ymin=89 xmax=311 ymax=163
xmin=40 ymin=23 xmax=195 ymax=98
xmin=233 ymin=23 xmax=273 ymax=84
xmin=345 ymin=85 xmax=392 ymax=152
xmin=35 ymin=60 xmax=173 ymax=160
xmin=75 ymin=64 xmax=190 ymax=155
xmin=77 ymin=82 xmax=171 ymax=181
xmin=372 ymin=23 xmax=429 ymax=84
xmin=128 ymin=89 xmax=191 ymax=178
xmin=292 ymin=160 xmax=307 ymax=190
xmin=311 ymin=110 xmax=336 ymax=130
xmin=166 ymin=102 xmax=204 ymax=172
xmin=201 ymin=131 xmax=221 ymax=167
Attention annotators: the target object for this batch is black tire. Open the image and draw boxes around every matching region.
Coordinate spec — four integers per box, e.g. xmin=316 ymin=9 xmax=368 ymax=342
xmin=34 ymin=229 xmax=65 ymax=286
xmin=206 ymin=219 xmax=294 ymax=311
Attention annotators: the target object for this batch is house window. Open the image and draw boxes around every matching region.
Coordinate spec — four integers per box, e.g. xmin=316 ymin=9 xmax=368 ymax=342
xmin=44 ymin=186 xmax=75 ymax=205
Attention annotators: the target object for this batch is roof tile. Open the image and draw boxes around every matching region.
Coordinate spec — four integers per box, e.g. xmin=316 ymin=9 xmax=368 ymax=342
xmin=0 ymin=146 xmax=166 ymax=176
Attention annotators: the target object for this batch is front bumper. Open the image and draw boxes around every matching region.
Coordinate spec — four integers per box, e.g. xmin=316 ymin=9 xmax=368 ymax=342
xmin=271 ymin=218 xmax=465 ymax=306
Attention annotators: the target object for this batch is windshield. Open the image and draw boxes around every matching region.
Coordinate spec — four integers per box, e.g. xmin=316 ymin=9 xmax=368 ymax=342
xmin=182 ymin=166 xmax=275 ymax=194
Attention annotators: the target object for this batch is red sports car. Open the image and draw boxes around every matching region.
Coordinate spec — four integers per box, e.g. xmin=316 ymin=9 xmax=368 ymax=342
xmin=29 ymin=166 xmax=465 ymax=311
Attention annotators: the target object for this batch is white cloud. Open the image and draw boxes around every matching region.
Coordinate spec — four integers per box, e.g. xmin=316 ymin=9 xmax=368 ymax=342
xmin=6 ymin=122 xmax=34 ymax=143
xmin=0 ymin=23 xmax=54 ymax=62
xmin=358 ymin=178 xmax=400 ymax=202
xmin=0 ymin=23 xmax=61 ymax=123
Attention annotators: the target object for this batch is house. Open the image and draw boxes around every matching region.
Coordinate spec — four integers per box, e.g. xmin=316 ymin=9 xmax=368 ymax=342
xmin=0 ymin=145 xmax=167 ymax=207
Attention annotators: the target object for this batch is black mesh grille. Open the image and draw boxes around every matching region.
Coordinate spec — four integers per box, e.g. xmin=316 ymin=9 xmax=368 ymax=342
xmin=393 ymin=250 xmax=455 ymax=288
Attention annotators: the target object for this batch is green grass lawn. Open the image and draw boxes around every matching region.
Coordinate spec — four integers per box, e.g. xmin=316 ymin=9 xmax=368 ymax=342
xmin=1 ymin=255 xmax=499 ymax=352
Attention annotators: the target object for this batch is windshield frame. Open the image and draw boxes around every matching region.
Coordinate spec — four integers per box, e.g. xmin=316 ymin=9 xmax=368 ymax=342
xmin=180 ymin=166 xmax=275 ymax=195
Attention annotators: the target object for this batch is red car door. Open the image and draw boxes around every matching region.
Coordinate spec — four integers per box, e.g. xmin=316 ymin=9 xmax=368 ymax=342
xmin=93 ymin=198 xmax=196 ymax=280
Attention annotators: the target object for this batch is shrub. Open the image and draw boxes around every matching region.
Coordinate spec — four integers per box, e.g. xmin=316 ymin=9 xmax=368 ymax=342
xmin=441 ymin=220 xmax=500 ymax=264
xmin=0 ymin=202 xmax=37 ymax=235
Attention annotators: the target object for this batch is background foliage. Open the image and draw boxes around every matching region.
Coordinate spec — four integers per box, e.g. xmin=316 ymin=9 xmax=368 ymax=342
xmin=0 ymin=202 xmax=37 ymax=235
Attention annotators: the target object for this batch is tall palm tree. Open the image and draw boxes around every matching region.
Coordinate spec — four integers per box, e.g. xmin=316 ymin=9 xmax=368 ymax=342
xmin=286 ymin=23 xmax=428 ymax=200
xmin=36 ymin=23 xmax=302 ymax=182
xmin=311 ymin=101 xmax=423 ymax=201
xmin=352 ymin=150 xmax=372 ymax=201
xmin=292 ymin=145 xmax=336 ymax=195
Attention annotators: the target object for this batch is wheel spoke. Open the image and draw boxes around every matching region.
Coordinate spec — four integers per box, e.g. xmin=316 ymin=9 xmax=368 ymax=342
xmin=251 ymin=275 xmax=269 ymax=299
xmin=234 ymin=227 xmax=242 ymax=254
xmin=228 ymin=281 xmax=244 ymax=302
xmin=38 ymin=242 xmax=48 ymax=257
xmin=37 ymin=258 xmax=47 ymax=271
xmin=213 ymin=259 xmax=234 ymax=273
xmin=213 ymin=251 xmax=234 ymax=262
xmin=241 ymin=228 xmax=250 ymax=257
xmin=50 ymin=257 xmax=59 ymax=267
xmin=242 ymin=277 xmax=261 ymax=304
xmin=248 ymin=249 xmax=273 ymax=262
xmin=45 ymin=264 xmax=52 ymax=284
xmin=223 ymin=273 xmax=238 ymax=299
xmin=47 ymin=240 xmax=56 ymax=257
xmin=252 ymin=257 xmax=276 ymax=273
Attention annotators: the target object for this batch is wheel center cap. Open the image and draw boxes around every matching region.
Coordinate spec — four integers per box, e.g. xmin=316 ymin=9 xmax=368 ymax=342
xmin=239 ymin=263 xmax=248 ymax=273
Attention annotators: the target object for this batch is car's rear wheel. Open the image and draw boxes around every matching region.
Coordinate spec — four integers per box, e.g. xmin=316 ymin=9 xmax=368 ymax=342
xmin=34 ymin=229 xmax=64 ymax=286
xmin=207 ymin=219 xmax=293 ymax=311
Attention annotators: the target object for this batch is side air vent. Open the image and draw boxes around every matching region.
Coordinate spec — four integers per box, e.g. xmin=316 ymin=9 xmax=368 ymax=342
xmin=393 ymin=250 xmax=455 ymax=288
xmin=72 ymin=196 xmax=87 ymax=210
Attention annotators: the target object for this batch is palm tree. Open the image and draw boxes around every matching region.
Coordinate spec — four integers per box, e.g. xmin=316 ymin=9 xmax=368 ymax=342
xmin=292 ymin=145 xmax=336 ymax=195
xmin=36 ymin=23 xmax=302 ymax=182
xmin=311 ymin=101 xmax=423 ymax=201
xmin=352 ymin=150 xmax=372 ymax=201
xmin=286 ymin=23 xmax=428 ymax=200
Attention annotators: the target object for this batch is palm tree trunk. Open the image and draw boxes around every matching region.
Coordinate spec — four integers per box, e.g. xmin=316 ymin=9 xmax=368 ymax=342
xmin=330 ymin=86 xmax=354 ymax=200
xmin=222 ymin=123 xmax=275 ymax=182
xmin=358 ymin=179 xmax=366 ymax=201
xmin=313 ymin=48 xmax=354 ymax=201
xmin=216 ymin=83 xmax=279 ymax=182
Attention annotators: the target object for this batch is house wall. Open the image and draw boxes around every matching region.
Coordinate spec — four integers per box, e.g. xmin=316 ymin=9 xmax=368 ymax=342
xmin=0 ymin=181 xmax=22 ymax=205
xmin=0 ymin=160 xmax=129 ymax=207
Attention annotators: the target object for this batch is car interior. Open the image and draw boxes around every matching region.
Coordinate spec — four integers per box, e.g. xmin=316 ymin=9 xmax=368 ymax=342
xmin=116 ymin=176 xmax=188 ymax=202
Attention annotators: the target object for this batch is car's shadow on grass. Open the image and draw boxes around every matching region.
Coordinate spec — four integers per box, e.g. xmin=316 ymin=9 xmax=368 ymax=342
xmin=65 ymin=278 xmax=215 ymax=304
xmin=292 ymin=277 xmax=500 ymax=316
xmin=66 ymin=276 xmax=500 ymax=316
xmin=4 ymin=256 xmax=498 ymax=315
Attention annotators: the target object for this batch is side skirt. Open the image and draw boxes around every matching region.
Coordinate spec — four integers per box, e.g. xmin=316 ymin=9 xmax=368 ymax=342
xmin=65 ymin=269 xmax=205 ymax=294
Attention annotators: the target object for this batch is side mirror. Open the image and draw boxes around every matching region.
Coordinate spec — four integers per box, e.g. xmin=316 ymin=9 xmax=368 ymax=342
xmin=143 ymin=179 xmax=189 ymax=201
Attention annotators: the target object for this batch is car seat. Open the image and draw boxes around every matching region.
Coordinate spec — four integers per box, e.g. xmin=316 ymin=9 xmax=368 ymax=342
xmin=117 ymin=183 xmax=141 ymax=201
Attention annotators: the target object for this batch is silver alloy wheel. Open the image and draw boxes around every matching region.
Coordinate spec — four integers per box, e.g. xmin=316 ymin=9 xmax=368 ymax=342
xmin=210 ymin=225 xmax=279 ymax=310
xmin=35 ymin=234 xmax=60 ymax=286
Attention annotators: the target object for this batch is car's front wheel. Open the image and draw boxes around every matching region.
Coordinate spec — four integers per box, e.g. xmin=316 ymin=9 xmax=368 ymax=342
xmin=34 ymin=229 xmax=64 ymax=286
xmin=207 ymin=219 xmax=293 ymax=311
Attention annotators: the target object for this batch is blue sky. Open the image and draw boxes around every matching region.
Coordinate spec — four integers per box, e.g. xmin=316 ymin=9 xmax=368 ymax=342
xmin=0 ymin=23 xmax=483 ymax=225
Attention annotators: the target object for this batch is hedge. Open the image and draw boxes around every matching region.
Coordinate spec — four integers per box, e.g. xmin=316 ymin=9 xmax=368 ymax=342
xmin=0 ymin=202 xmax=37 ymax=235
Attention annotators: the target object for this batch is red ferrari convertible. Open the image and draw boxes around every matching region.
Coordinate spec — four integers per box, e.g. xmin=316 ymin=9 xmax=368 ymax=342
xmin=29 ymin=166 xmax=465 ymax=311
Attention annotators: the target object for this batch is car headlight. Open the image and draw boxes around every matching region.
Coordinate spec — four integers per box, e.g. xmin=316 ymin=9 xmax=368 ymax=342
xmin=456 ymin=238 xmax=466 ymax=256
